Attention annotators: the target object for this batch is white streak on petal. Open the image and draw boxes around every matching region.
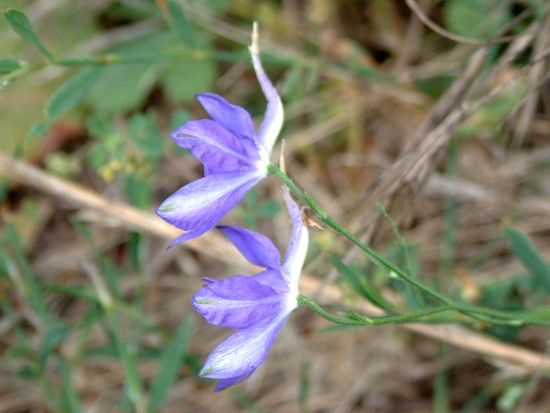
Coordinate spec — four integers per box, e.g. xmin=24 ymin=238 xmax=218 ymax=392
xmin=281 ymin=186 xmax=308 ymax=303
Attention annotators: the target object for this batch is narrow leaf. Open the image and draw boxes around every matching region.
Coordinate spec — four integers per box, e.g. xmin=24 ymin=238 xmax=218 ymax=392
xmin=38 ymin=322 xmax=71 ymax=368
xmin=46 ymin=66 xmax=103 ymax=121
xmin=167 ymin=0 xmax=194 ymax=46
xmin=59 ymin=357 xmax=83 ymax=413
xmin=2 ymin=9 xmax=53 ymax=60
xmin=148 ymin=317 xmax=193 ymax=413
xmin=27 ymin=121 xmax=47 ymax=140
xmin=0 ymin=58 xmax=22 ymax=74
xmin=504 ymin=226 xmax=550 ymax=293
xmin=329 ymin=254 xmax=396 ymax=311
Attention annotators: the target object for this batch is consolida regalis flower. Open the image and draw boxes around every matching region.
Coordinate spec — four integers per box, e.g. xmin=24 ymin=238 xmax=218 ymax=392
xmin=193 ymin=187 xmax=308 ymax=391
xmin=156 ymin=24 xmax=283 ymax=245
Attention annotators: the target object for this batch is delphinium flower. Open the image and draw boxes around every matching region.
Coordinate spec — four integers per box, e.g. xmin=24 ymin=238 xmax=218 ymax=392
xmin=193 ymin=187 xmax=308 ymax=391
xmin=156 ymin=23 xmax=283 ymax=245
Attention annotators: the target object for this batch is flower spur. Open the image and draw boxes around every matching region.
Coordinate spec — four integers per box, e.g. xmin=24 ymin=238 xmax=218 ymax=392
xmin=193 ymin=187 xmax=308 ymax=391
xmin=156 ymin=23 xmax=283 ymax=245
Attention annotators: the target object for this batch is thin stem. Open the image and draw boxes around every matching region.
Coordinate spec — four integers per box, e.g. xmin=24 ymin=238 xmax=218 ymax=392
xmin=298 ymin=295 xmax=456 ymax=326
xmin=269 ymin=164 xmax=452 ymax=305
xmin=271 ymin=165 xmax=550 ymax=327
xmin=297 ymin=295 xmax=364 ymax=326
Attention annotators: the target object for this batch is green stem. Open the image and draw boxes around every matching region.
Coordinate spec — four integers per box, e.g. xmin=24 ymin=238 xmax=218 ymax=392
xmin=298 ymin=295 xmax=455 ymax=326
xmin=271 ymin=165 xmax=550 ymax=327
xmin=297 ymin=295 xmax=364 ymax=325
xmin=269 ymin=164 xmax=452 ymax=305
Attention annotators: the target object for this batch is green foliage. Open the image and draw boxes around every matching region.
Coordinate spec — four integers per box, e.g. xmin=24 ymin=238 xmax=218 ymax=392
xmin=167 ymin=0 xmax=195 ymax=47
xmin=0 ymin=57 xmax=21 ymax=74
xmin=29 ymin=66 xmax=104 ymax=140
xmin=444 ymin=0 xmax=510 ymax=39
xmin=329 ymin=254 xmax=396 ymax=312
xmin=2 ymin=9 xmax=53 ymax=60
xmin=148 ymin=317 xmax=193 ymax=413
xmin=504 ymin=226 xmax=550 ymax=300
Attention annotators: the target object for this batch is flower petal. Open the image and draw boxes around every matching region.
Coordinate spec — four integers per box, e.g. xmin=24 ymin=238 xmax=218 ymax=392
xmin=167 ymin=226 xmax=211 ymax=247
xmin=214 ymin=374 xmax=251 ymax=392
xmin=218 ymin=226 xmax=281 ymax=270
xmin=199 ymin=312 xmax=290 ymax=390
xmin=193 ymin=275 xmax=285 ymax=329
xmin=252 ymin=268 xmax=289 ymax=293
xmin=281 ymin=187 xmax=309 ymax=293
xmin=249 ymin=25 xmax=283 ymax=153
xmin=172 ymin=119 xmax=259 ymax=175
xmin=156 ymin=171 xmax=263 ymax=239
xmin=196 ymin=93 xmax=256 ymax=142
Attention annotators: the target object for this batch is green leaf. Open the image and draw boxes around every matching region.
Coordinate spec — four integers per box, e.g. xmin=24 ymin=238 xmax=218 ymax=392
xmin=59 ymin=358 xmax=83 ymax=413
xmin=38 ymin=322 xmax=71 ymax=368
xmin=445 ymin=0 xmax=510 ymax=39
xmin=167 ymin=0 xmax=194 ymax=46
xmin=329 ymin=254 xmax=396 ymax=311
xmin=162 ymin=58 xmax=216 ymax=102
xmin=2 ymin=9 xmax=53 ymax=60
xmin=0 ymin=58 xmax=22 ymax=75
xmin=47 ymin=66 xmax=103 ymax=121
xmin=148 ymin=317 xmax=193 ymax=413
xmin=504 ymin=226 xmax=550 ymax=294
xmin=27 ymin=121 xmax=47 ymax=140
xmin=27 ymin=67 xmax=103 ymax=141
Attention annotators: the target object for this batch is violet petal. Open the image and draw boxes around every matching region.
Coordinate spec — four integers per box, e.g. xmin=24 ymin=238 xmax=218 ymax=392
xmin=199 ymin=312 xmax=290 ymax=384
xmin=252 ymin=268 xmax=290 ymax=293
xmin=196 ymin=93 xmax=256 ymax=142
xmin=157 ymin=171 xmax=263 ymax=234
xmin=193 ymin=275 xmax=285 ymax=329
xmin=171 ymin=119 xmax=259 ymax=175
xmin=218 ymin=225 xmax=281 ymax=270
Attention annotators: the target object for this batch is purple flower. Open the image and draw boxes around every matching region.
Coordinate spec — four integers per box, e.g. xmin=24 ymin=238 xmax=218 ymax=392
xmin=156 ymin=25 xmax=283 ymax=245
xmin=193 ymin=187 xmax=308 ymax=391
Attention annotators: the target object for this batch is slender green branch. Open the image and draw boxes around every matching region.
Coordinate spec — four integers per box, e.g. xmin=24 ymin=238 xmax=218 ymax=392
xmin=346 ymin=306 xmax=455 ymax=325
xmin=298 ymin=295 xmax=455 ymax=326
xmin=269 ymin=164 xmax=453 ymax=305
xmin=297 ymin=295 xmax=365 ymax=326
xmin=272 ymin=165 xmax=550 ymax=327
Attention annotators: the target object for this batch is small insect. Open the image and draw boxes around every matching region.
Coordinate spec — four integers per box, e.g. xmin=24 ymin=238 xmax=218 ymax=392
xmin=301 ymin=208 xmax=323 ymax=230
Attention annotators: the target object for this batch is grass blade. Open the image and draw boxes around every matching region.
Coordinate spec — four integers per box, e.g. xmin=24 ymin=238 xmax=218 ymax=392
xmin=504 ymin=226 xmax=550 ymax=296
xmin=148 ymin=317 xmax=193 ymax=413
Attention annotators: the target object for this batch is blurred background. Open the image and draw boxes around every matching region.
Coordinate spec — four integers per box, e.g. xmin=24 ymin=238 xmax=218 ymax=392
xmin=1 ymin=0 xmax=550 ymax=412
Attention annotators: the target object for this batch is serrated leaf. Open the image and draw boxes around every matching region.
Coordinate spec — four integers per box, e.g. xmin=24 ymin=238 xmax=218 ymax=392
xmin=167 ymin=0 xmax=194 ymax=46
xmin=0 ymin=58 xmax=22 ymax=75
xmin=38 ymin=322 xmax=71 ymax=368
xmin=329 ymin=254 xmax=395 ymax=311
xmin=2 ymin=9 xmax=53 ymax=60
xmin=504 ymin=226 xmax=550 ymax=294
xmin=47 ymin=66 xmax=103 ymax=121
xmin=148 ymin=317 xmax=192 ymax=413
